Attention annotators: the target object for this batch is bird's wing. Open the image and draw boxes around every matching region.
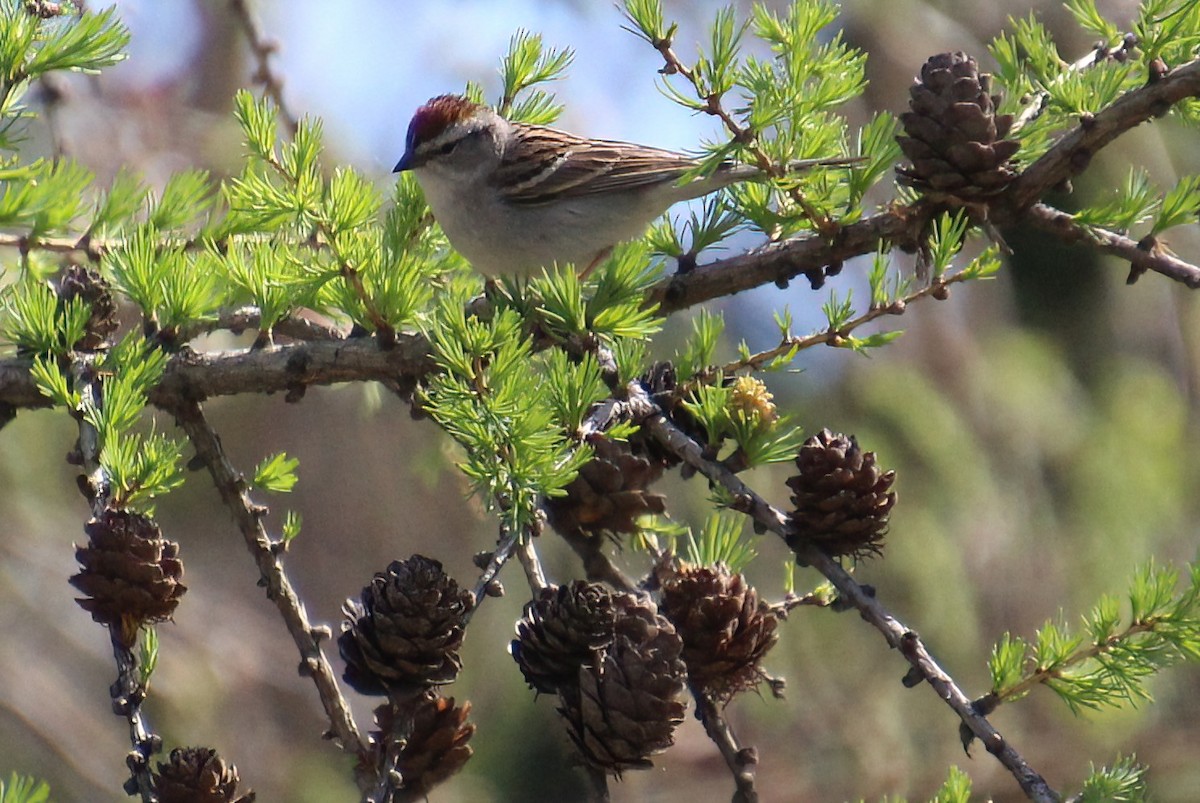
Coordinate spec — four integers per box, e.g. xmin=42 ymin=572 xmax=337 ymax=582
xmin=494 ymin=124 xmax=698 ymax=205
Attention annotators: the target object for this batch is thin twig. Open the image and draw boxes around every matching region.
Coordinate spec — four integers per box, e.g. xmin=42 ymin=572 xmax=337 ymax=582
xmin=228 ymin=0 xmax=299 ymax=137
xmin=987 ymin=619 xmax=1158 ymax=707
xmin=1009 ymin=39 xmax=1130 ymax=135
xmin=639 ymin=411 xmax=1062 ymax=803
xmin=1023 ymin=202 xmax=1200 ymax=288
xmin=766 ymin=590 xmax=835 ymax=619
xmin=365 ymin=740 xmax=402 ymax=803
xmin=692 ymin=688 xmax=758 ymax=803
xmin=167 ymin=397 xmax=368 ymax=762
xmin=110 ymin=634 xmax=160 ymax=803
xmin=0 ymin=230 xmax=106 ymax=259
xmin=646 ymin=28 xmax=837 ymax=234
xmin=467 ymin=525 xmax=522 ymax=616
xmin=517 ymin=536 xmax=548 ymax=593
xmin=682 ymin=265 xmax=977 ymax=393
xmin=72 ymin=363 xmax=159 ymax=801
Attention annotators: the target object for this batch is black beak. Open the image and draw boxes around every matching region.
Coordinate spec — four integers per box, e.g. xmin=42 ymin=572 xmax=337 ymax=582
xmin=393 ymin=151 xmax=413 ymax=173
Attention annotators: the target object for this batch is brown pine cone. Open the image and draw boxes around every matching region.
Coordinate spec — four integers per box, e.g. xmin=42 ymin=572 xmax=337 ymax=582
xmin=556 ymin=595 xmax=687 ymax=775
xmin=153 ymin=746 xmax=254 ymax=803
xmin=57 ymin=264 xmax=119 ymax=350
xmin=897 ymin=52 xmax=1019 ymax=199
xmin=339 ymin=556 xmax=473 ymax=695
xmin=70 ymin=508 xmax=187 ymax=648
xmin=511 ymin=581 xmax=618 ymax=694
xmin=786 ymin=429 xmax=896 ymax=562
xmin=659 ymin=564 xmax=779 ymax=701
xmin=369 ymin=693 xmax=475 ymax=799
xmin=544 ymin=435 xmax=667 ymax=538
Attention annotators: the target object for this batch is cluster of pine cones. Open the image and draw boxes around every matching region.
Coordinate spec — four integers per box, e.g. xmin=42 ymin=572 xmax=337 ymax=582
xmin=332 ymin=421 xmax=895 ymax=784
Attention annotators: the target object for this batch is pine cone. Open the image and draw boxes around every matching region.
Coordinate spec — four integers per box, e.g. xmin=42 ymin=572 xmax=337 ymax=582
xmin=511 ymin=581 xmax=618 ymax=694
xmin=369 ymin=693 xmax=475 ymax=799
xmin=70 ymin=508 xmax=187 ymax=648
xmin=659 ymin=564 xmax=779 ymax=701
xmin=544 ymin=435 xmax=667 ymax=538
xmin=154 ymin=746 xmax=254 ymax=803
xmin=339 ymin=556 xmax=474 ymax=695
xmin=786 ymin=429 xmax=896 ymax=562
xmin=57 ymin=264 xmax=119 ymax=350
xmin=556 ymin=595 xmax=687 ymax=775
xmin=897 ymin=52 xmax=1019 ymax=199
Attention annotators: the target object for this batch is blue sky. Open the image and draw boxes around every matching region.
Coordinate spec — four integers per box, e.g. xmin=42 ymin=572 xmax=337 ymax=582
xmin=111 ymin=1 xmax=729 ymax=174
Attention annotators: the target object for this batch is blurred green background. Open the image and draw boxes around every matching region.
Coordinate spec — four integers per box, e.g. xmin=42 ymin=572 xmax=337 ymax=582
xmin=1 ymin=1 xmax=1198 ymax=801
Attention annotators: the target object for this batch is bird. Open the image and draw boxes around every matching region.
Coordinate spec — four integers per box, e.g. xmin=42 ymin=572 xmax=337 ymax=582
xmin=394 ymin=94 xmax=860 ymax=277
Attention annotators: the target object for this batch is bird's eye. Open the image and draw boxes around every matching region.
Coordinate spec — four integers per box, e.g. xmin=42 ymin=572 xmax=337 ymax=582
xmin=437 ymin=140 xmax=458 ymax=155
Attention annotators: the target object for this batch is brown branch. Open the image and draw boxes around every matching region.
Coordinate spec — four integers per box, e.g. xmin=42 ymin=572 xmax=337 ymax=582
xmin=467 ymin=525 xmax=522 ymax=616
xmin=638 ymin=411 xmax=1062 ymax=803
xmin=146 ymin=335 xmax=433 ymax=406
xmin=648 ymin=206 xmax=917 ymax=313
xmin=517 ymin=534 xmax=549 ymax=593
xmin=1022 ymin=203 xmax=1200 ymax=288
xmin=166 ymin=397 xmax=368 ymax=761
xmin=692 ymin=688 xmax=759 ymax=803
xmin=110 ymin=633 xmax=160 ymax=802
xmin=1000 ymin=58 xmax=1200 ymax=214
xmin=799 ymin=547 xmax=1061 ymax=803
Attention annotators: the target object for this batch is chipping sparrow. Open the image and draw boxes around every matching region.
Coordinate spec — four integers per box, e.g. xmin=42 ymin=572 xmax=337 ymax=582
xmin=394 ymin=94 xmax=860 ymax=276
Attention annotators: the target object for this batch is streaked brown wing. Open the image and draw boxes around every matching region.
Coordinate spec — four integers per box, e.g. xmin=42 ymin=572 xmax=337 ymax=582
xmin=495 ymin=123 xmax=697 ymax=205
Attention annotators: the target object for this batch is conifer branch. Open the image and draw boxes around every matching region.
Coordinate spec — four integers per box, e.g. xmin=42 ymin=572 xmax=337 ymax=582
xmin=1000 ymin=58 xmax=1200 ymax=214
xmin=166 ymin=397 xmax=368 ymax=762
xmin=637 ymin=408 xmax=1061 ymax=803
xmin=72 ymin=364 xmax=160 ymax=803
xmin=1022 ymin=202 xmax=1200 ymax=287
